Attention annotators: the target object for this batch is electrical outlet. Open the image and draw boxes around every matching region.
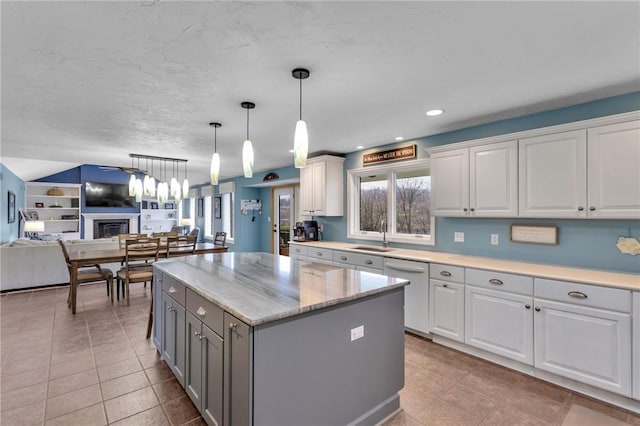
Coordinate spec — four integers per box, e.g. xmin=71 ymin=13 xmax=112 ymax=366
xmin=318 ymin=224 xmax=323 ymax=232
xmin=491 ymin=234 xmax=499 ymax=245
xmin=454 ymin=232 xmax=464 ymax=243
xmin=350 ymin=325 xmax=364 ymax=341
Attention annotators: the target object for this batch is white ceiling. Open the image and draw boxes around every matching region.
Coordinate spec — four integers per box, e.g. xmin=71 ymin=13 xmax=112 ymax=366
xmin=2 ymin=1 xmax=639 ymax=184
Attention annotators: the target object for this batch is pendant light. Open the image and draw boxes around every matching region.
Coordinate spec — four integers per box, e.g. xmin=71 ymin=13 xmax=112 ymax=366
xmin=170 ymin=160 xmax=179 ymax=198
xmin=210 ymin=122 xmax=222 ymax=185
xmin=134 ymin=157 xmax=143 ymax=202
xmin=241 ymin=101 xmax=255 ymax=178
xmin=158 ymin=160 xmax=168 ymax=204
xmin=148 ymin=160 xmax=156 ymax=197
xmin=128 ymin=157 xmax=136 ymax=196
xmin=292 ymin=68 xmax=310 ymax=168
xmin=182 ymin=161 xmax=189 ymax=198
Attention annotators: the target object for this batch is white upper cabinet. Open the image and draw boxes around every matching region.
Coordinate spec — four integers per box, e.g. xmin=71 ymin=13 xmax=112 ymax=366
xmin=519 ymin=120 xmax=640 ymax=219
xmin=300 ymin=155 xmax=345 ymax=216
xmin=432 ymin=141 xmax=517 ymax=217
xmin=587 ymin=120 xmax=640 ymax=218
xmin=519 ymin=130 xmax=587 ymax=218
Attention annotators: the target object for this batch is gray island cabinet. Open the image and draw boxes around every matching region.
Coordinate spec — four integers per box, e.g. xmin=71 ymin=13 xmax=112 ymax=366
xmin=152 ymin=252 xmax=409 ymax=426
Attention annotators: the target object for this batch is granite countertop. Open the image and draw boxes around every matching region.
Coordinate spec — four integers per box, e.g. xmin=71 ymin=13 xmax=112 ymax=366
xmin=290 ymin=241 xmax=640 ymax=291
xmin=155 ymin=252 xmax=409 ymax=326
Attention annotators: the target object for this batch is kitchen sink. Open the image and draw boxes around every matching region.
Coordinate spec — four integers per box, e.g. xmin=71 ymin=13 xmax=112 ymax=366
xmin=351 ymin=246 xmax=394 ymax=253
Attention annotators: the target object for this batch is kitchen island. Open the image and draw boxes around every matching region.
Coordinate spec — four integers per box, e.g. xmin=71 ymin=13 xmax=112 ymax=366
xmin=152 ymin=252 xmax=409 ymax=426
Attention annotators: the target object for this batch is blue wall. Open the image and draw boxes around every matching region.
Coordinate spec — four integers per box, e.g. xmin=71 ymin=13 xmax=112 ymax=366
xmin=309 ymin=92 xmax=640 ymax=273
xmin=0 ymin=164 xmax=25 ymax=244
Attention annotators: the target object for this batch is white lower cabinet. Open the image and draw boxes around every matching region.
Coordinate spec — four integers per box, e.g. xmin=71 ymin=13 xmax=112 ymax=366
xmin=533 ymin=299 xmax=631 ymax=396
xmin=465 ymin=285 xmax=534 ymax=365
xmin=429 ymin=279 xmax=464 ymax=342
xmin=383 ymin=259 xmax=429 ymax=335
xmin=633 ymin=292 xmax=640 ymax=400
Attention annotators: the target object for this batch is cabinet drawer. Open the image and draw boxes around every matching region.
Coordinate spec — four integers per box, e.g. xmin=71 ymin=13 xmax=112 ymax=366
xmin=465 ymin=268 xmax=533 ymax=295
xmin=290 ymin=244 xmax=308 ymax=257
xmin=535 ymin=278 xmax=631 ymax=313
xmin=334 ymin=250 xmax=383 ymax=270
xmin=162 ymin=274 xmax=186 ymax=306
xmin=430 ymin=264 xmax=464 ymax=283
xmin=186 ymin=289 xmax=224 ymax=337
xmin=307 ymin=247 xmax=333 ymax=261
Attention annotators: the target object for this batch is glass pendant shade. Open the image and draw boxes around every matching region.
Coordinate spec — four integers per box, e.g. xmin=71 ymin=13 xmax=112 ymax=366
xmin=128 ymin=174 xmax=136 ymax=196
xmin=242 ymin=140 xmax=254 ymax=178
xmin=294 ymin=120 xmax=308 ymax=168
xmin=182 ymin=178 xmax=189 ymax=198
xmin=148 ymin=176 xmax=156 ymax=197
xmin=143 ymin=175 xmax=151 ymax=196
xmin=134 ymin=178 xmax=143 ymax=202
xmin=157 ymin=182 xmax=168 ymax=204
xmin=170 ymin=177 xmax=179 ymax=197
xmin=210 ymin=153 xmax=220 ymax=185
xmin=174 ymin=185 xmax=182 ymax=203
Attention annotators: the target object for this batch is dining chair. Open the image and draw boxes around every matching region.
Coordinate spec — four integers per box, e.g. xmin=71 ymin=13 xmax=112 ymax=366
xmin=152 ymin=231 xmax=178 ymax=238
xmin=58 ymin=240 xmax=114 ymax=305
xmin=166 ymin=235 xmax=197 ymax=257
xmin=214 ymin=231 xmax=227 ymax=247
xmin=190 ymin=227 xmax=200 ymax=241
xmin=118 ymin=233 xmax=147 ymax=249
xmin=116 ymin=237 xmax=160 ymax=306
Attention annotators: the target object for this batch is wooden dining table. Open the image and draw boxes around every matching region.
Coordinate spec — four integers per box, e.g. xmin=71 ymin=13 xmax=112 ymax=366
xmin=67 ymin=243 xmax=228 ymax=314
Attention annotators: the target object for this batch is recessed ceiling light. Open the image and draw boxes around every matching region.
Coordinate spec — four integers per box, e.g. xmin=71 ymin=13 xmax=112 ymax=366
xmin=426 ymin=109 xmax=444 ymax=116
xmin=395 ymin=136 xmax=404 ymax=141
xmin=356 ymin=145 xmax=364 ymax=150
xmin=289 ymin=149 xmax=295 ymax=153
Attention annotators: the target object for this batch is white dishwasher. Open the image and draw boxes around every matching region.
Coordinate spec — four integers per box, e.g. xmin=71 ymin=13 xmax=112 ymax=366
xmin=383 ymin=258 xmax=430 ymax=336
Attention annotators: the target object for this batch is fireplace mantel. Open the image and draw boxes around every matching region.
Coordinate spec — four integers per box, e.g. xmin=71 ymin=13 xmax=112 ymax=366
xmin=82 ymin=213 xmax=139 ymax=239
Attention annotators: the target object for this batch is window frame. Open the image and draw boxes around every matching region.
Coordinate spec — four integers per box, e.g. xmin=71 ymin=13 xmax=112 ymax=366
xmin=347 ymin=158 xmax=434 ymax=246
xmin=221 ymin=191 xmax=234 ymax=243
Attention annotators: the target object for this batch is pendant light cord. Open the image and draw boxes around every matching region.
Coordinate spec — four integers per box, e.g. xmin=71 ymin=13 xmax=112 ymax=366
xmin=299 ymin=77 xmax=303 ymax=120
xmin=246 ymin=107 xmax=250 ymax=140
xmin=214 ymin=126 xmax=217 ymax=153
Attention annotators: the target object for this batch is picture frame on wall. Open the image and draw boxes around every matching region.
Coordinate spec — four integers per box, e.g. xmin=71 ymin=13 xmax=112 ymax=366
xmin=164 ymin=202 xmax=175 ymax=210
xmin=150 ymin=202 xmax=159 ymax=209
xmin=197 ymin=198 xmax=204 ymax=217
xmin=214 ymin=197 xmax=221 ymax=219
xmin=35 ymin=202 xmax=44 ymax=208
xmin=7 ymin=191 xmax=15 ymax=223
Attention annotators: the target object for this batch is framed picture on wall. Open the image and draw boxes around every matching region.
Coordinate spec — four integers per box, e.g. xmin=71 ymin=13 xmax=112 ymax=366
xmin=164 ymin=202 xmax=175 ymax=210
xmin=214 ymin=197 xmax=221 ymax=219
xmin=197 ymin=198 xmax=204 ymax=217
xmin=35 ymin=202 xmax=44 ymax=208
xmin=7 ymin=191 xmax=15 ymax=223
xmin=150 ymin=202 xmax=159 ymax=209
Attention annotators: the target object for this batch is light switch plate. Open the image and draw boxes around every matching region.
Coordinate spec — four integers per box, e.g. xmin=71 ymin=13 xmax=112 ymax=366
xmin=351 ymin=325 xmax=364 ymax=341
xmin=454 ymin=232 xmax=464 ymax=242
xmin=491 ymin=234 xmax=499 ymax=245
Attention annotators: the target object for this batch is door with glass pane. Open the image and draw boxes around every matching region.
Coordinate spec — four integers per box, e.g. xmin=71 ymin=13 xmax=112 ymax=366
xmin=273 ymin=187 xmax=295 ymax=256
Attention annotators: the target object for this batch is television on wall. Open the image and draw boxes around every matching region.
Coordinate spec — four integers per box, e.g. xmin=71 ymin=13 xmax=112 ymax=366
xmin=85 ymin=182 xmax=136 ymax=207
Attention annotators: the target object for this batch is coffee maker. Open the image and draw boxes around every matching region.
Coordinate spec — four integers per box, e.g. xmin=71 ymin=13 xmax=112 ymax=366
xmin=294 ymin=222 xmax=306 ymax=241
xmin=303 ymin=220 xmax=319 ymax=241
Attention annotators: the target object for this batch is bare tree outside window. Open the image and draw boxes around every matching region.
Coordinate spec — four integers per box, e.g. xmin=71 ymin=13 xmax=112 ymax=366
xmin=395 ymin=170 xmax=431 ymax=235
xmin=359 ymin=174 xmax=387 ymax=231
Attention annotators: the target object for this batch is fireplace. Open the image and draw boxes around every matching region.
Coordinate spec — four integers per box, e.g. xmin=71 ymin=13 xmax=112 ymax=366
xmin=94 ymin=219 xmax=129 ymax=239
xmin=82 ymin=213 xmax=140 ymax=240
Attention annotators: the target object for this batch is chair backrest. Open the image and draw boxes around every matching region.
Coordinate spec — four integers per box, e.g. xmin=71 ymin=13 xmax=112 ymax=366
xmin=58 ymin=240 xmax=72 ymax=270
xmin=118 ymin=233 xmax=147 ymax=249
xmin=166 ymin=235 xmax=197 ymax=257
xmin=190 ymin=227 xmax=200 ymax=241
xmin=124 ymin=237 xmax=161 ymax=267
xmin=214 ymin=231 xmax=227 ymax=247
xmin=152 ymin=231 xmax=178 ymax=238
xmin=169 ymin=225 xmax=184 ymax=235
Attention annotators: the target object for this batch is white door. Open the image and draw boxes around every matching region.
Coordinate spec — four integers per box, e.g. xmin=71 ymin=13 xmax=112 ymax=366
xmin=465 ymin=285 xmax=534 ymax=365
xmin=587 ymin=120 xmax=640 ymax=218
xmin=534 ymin=298 xmax=632 ymax=396
xmin=469 ymin=140 xmax=518 ymax=217
xmin=429 ymin=279 xmax=464 ymax=342
xmin=519 ymin=129 xmax=587 ymax=217
xmin=383 ymin=259 xmax=430 ymax=335
xmin=431 ymin=148 xmax=469 ymax=216
xmin=273 ymin=187 xmax=295 ymax=256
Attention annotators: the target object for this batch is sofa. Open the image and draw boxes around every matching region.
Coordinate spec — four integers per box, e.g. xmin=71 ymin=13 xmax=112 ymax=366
xmin=0 ymin=237 xmax=120 ymax=291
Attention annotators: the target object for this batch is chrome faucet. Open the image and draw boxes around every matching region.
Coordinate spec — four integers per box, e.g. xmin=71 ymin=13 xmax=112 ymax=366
xmin=381 ymin=219 xmax=390 ymax=248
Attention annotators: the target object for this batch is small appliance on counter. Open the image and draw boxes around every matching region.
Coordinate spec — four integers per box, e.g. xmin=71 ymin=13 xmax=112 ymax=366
xmin=293 ymin=222 xmax=306 ymax=241
xmin=303 ymin=220 xmax=319 ymax=241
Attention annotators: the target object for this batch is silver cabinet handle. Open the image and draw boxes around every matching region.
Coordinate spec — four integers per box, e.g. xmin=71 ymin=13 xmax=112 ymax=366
xmin=229 ymin=322 xmax=237 ymax=331
xmin=198 ymin=334 xmax=206 ymax=341
xmin=196 ymin=307 xmax=206 ymax=316
xmin=577 ymin=206 xmax=584 ymax=211
xmin=568 ymin=291 xmax=588 ymax=299
xmin=525 ymin=304 xmax=531 ymax=309
xmin=168 ymin=286 xmax=177 ymax=294
xmin=365 ymin=259 xmax=373 ymax=265
xmin=443 ymin=283 xmax=448 ymax=288
xmin=489 ymin=279 xmax=503 ymax=285
xmin=194 ymin=331 xmax=201 ymax=337
xmin=463 ymin=208 xmax=468 ymax=212
xmin=589 ymin=206 xmax=596 ymax=211
xmin=440 ymin=271 xmax=452 ymax=277
xmin=535 ymin=307 xmax=541 ymax=312
xmin=340 ymin=256 xmax=347 ymax=261
xmin=470 ymin=208 xmax=475 ymax=212
xmin=316 ymin=252 xmax=323 ymax=256
xmin=386 ymin=263 xmax=426 ymax=273
xmin=167 ymin=306 xmax=175 ymax=312
xmin=295 ymin=248 xmax=301 ymax=253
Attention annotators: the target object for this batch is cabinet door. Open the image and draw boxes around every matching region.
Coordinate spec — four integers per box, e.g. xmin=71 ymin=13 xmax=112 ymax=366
xmin=173 ymin=302 xmax=186 ymax=387
xmin=185 ymin=313 xmax=203 ymax=409
xmin=633 ymin=292 xmax=640 ymax=400
xmin=519 ymin=130 xmax=587 ymax=217
xmin=152 ymin=273 xmax=163 ymax=351
xmin=587 ymin=120 xmax=640 ymax=218
xmin=161 ymin=292 xmax=175 ymax=366
xmin=202 ymin=324 xmax=224 ymax=426
xmin=469 ymin=140 xmax=518 ymax=217
xmin=534 ymin=299 xmax=631 ymax=396
xmin=299 ymin=165 xmax=314 ymax=215
xmin=431 ymin=148 xmax=469 ymax=216
xmin=311 ymin=162 xmax=326 ymax=214
xmin=223 ymin=313 xmax=251 ymax=426
xmin=384 ymin=259 xmax=429 ymax=335
xmin=429 ymin=279 xmax=464 ymax=342
xmin=465 ymin=286 xmax=533 ymax=364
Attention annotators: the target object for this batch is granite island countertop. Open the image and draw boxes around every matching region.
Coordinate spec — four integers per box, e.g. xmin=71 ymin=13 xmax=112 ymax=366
xmin=154 ymin=252 xmax=409 ymax=326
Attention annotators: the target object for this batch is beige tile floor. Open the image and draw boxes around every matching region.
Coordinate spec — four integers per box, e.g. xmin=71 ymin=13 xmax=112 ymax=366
xmin=1 ymin=283 xmax=639 ymax=426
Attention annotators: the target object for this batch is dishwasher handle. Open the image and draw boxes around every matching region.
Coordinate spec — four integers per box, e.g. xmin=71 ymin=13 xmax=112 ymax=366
xmin=385 ymin=263 xmax=426 ymax=273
